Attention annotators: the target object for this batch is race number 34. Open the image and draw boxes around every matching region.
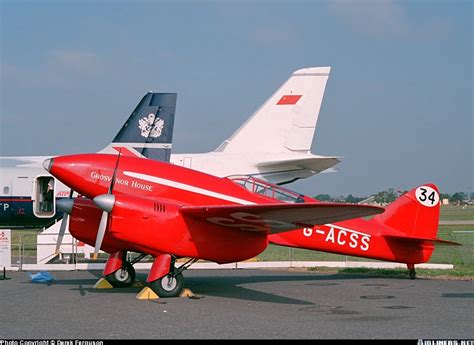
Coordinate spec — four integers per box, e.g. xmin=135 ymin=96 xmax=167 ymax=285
xmin=415 ymin=186 xmax=439 ymax=207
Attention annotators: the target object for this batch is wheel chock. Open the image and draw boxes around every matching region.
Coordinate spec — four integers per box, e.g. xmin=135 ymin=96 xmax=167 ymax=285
xmin=180 ymin=288 xmax=196 ymax=298
xmin=136 ymin=287 xmax=159 ymax=300
xmin=93 ymin=278 xmax=113 ymax=289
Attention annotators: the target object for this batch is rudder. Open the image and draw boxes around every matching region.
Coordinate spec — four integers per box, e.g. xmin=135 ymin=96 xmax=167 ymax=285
xmin=372 ymin=184 xmax=440 ymax=239
xmin=216 ymin=67 xmax=331 ymax=153
xmin=100 ymin=92 xmax=177 ymax=162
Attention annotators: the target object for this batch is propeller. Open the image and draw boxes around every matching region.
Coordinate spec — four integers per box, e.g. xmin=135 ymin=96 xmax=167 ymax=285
xmin=91 ymin=151 xmax=121 ymax=260
xmin=55 ymin=189 xmax=74 ymax=255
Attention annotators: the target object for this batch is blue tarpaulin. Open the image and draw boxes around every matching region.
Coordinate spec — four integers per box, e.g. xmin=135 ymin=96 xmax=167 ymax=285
xmin=28 ymin=271 xmax=54 ymax=283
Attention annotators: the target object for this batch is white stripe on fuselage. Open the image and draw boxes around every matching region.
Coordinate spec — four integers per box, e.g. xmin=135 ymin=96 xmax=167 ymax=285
xmin=123 ymin=171 xmax=256 ymax=205
xmin=124 ymin=171 xmax=371 ymax=237
xmin=323 ymin=223 xmax=371 ymax=238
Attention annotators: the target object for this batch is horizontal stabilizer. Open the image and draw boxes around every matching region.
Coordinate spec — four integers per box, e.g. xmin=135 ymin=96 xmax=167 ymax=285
xmin=257 ymin=156 xmax=341 ymax=174
xmin=181 ymin=202 xmax=384 ymax=234
xmin=383 ymin=235 xmax=461 ymax=246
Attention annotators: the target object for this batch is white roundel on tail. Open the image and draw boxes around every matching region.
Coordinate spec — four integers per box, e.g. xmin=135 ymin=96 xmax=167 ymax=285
xmin=415 ymin=186 xmax=439 ymax=207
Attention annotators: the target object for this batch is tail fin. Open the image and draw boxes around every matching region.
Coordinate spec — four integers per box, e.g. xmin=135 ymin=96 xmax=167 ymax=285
xmin=100 ymin=92 xmax=177 ymax=162
xmin=373 ymin=184 xmax=459 ymax=245
xmin=216 ymin=67 xmax=330 ymax=153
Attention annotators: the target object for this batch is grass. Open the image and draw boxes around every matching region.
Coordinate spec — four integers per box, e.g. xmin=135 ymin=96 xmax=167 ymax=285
xmin=440 ymin=205 xmax=474 ymax=221
xmin=429 ymin=225 xmax=473 ymax=266
xmin=11 ymin=229 xmax=38 ymax=257
xmin=11 ymin=229 xmax=38 ymax=243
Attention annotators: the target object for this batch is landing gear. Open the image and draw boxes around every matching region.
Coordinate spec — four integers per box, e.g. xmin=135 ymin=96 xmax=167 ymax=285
xmin=150 ymin=272 xmax=184 ymax=298
xmin=148 ymin=256 xmax=198 ymax=298
xmin=106 ymin=261 xmax=135 ymax=287
xmin=103 ymin=251 xmax=148 ymax=288
xmin=407 ymin=263 xmax=416 ymax=280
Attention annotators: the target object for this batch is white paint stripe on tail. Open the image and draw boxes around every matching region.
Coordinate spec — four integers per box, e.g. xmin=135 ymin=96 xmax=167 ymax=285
xmin=325 ymin=223 xmax=372 ymax=238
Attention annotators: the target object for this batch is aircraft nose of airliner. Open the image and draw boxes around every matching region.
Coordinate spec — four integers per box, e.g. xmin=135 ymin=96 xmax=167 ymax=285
xmin=43 ymin=158 xmax=53 ymax=172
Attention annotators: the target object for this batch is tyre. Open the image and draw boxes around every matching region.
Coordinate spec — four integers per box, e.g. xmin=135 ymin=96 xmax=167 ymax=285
xmin=149 ymin=272 xmax=184 ymax=298
xmin=106 ymin=261 xmax=135 ymax=287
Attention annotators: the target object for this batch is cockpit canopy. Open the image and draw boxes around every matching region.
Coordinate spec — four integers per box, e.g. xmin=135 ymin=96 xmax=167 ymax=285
xmin=227 ymin=175 xmax=309 ymax=203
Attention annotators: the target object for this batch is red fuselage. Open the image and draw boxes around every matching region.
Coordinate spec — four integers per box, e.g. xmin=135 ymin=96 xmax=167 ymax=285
xmin=49 ymin=154 xmax=280 ymax=263
xmin=48 ymin=154 xmax=436 ymax=265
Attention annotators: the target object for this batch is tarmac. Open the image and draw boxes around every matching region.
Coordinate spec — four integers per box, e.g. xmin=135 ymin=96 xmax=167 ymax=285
xmin=0 ymin=269 xmax=473 ymax=339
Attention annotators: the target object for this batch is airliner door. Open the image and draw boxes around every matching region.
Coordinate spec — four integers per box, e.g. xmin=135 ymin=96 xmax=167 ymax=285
xmin=32 ymin=176 xmax=56 ymax=218
xmin=184 ymin=157 xmax=192 ymax=168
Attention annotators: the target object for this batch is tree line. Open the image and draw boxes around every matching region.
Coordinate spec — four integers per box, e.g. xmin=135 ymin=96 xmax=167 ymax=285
xmin=314 ymin=190 xmax=474 ymax=204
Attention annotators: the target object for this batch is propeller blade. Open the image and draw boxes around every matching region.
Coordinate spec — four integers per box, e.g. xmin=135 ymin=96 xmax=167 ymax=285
xmin=92 ymin=152 xmax=120 ymax=260
xmin=92 ymin=210 xmax=108 ymax=260
xmin=55 ymin=189 xmax=75 ymax=255
xmin=108 ymin=150 xmax=122 ymax=194
xmin=55 ymin=213 xmax=68 ymax=255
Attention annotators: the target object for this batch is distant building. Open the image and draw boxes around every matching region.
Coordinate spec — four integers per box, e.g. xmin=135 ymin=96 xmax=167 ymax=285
xmin=358 ymin=196 xmax=387 ymax=207
xmin=442 ymin=198 xmax=450 ymax=205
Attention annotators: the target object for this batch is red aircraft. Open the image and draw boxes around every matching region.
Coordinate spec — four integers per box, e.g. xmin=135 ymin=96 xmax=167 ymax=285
xmin=43 ymin=153 xmax=455 ymax=297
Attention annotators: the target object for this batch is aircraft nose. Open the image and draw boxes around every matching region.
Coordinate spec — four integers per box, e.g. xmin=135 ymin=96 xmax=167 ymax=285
xmin=43 ymin=158 xmax=54 ymax=172
xmin=56 ymin=198 xmax=74 ymax=214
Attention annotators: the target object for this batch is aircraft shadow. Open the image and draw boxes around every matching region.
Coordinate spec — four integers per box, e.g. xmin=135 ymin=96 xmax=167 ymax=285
xmin=183 ymin=272 xmax=367 ymax=304
xmin=22 ymin=270 xmax=406 ymax=305
xmin=61 ymin=271 xmax=316 ymax=305
xmin=78 ymin=270 xmax=388 ymax=305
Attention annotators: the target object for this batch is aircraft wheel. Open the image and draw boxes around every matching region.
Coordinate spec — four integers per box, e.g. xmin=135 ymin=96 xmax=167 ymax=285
xmin=409 ymin=269 xmax=416 ymax=280
xmin=106 ymin=261 xmax=136 ymax=287
xmin=150 ymin=272 xmax=184 ymax=298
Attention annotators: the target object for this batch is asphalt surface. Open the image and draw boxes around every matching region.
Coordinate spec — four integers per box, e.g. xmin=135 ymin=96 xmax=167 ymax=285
xmin=1 ymin=269 xmax=473 ymax=339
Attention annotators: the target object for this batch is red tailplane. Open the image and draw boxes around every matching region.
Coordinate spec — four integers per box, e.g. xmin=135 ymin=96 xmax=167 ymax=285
xmin=269 ymin=183 xmax=459 ymax=268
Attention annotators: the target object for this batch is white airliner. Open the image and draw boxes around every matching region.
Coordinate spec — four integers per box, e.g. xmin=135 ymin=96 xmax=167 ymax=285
xmin=0 ymin=66 xmax=339 ymax=229
xmin=170 ymin=66 xmax=339 ymax=184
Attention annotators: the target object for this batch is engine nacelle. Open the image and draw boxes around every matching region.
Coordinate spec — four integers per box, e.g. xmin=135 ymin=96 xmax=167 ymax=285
xmin=70 ymin=194 xmax=268 ymax=263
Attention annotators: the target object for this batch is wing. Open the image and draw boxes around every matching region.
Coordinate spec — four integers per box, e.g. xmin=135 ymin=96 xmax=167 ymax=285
xmin=181 ymin=202 xmax=384 ymax=234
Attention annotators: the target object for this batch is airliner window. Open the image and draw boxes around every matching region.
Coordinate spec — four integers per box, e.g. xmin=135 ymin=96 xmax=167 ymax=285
xmin=3 ymin=187 xmax=9 ymax=194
